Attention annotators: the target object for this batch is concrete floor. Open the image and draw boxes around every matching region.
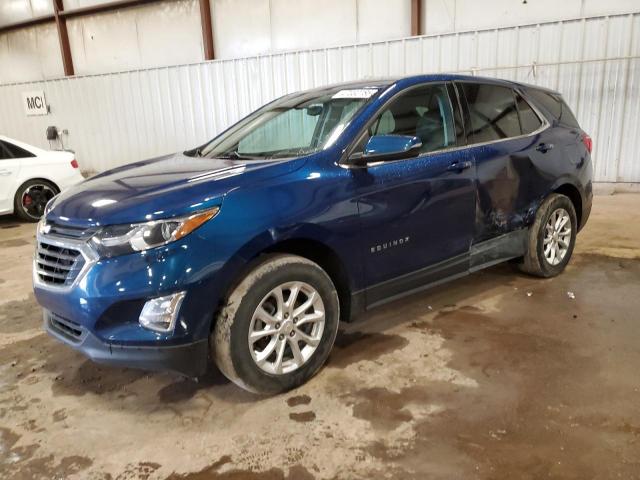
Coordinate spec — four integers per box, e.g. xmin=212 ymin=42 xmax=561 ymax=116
xmin=1 ymin=194 xmax=639 ymax=480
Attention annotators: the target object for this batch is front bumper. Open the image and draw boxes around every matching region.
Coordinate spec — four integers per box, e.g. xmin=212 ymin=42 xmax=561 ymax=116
xmin=44 ymin=309 xmax=209 ymax=377
xmin=33 ymin=220 xmax=232 ymax=377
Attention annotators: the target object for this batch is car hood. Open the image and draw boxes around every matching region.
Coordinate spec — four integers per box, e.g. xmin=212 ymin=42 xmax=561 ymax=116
xmin=46 ymin=152 xmax=305 ymax=227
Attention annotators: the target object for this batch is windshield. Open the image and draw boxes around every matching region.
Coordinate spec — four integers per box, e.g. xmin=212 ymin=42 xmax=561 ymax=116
xmin=193 ymin=87 xmax=380 ymax=160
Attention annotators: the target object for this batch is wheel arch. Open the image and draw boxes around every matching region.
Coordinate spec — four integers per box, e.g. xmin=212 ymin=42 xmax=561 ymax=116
xmin=15 ymin=177 xmax=61 ymax=196
xmin=553 ymin=183 xmax=583 ymax=229
xmin=262 ymin=238 xmax=353 ymax=323
xmin=214 ymin=234 xmax=356 ymax=330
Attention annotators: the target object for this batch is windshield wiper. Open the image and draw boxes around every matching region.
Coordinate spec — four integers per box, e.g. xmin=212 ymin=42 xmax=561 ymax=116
xmin=268 ymin=148 xmax=315 ymax=159
xmin=216 ymin=150 xmax=260 ymax=160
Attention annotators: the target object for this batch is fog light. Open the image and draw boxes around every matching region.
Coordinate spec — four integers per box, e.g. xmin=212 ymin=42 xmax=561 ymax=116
xmin=139 ymin=292 xmax=186 ymax=333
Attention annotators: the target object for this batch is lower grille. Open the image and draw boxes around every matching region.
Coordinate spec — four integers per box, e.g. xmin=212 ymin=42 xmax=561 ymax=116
xmin=36 ymin=242 xmax=84 ymax=286
xmin=48 ymin=312 xmax=84 ymax=343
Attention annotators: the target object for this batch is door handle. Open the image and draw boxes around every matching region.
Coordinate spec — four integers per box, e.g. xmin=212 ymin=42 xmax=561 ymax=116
xmin=536 ymin=142 xmax=554 ymax=153
xmin=446 ymin=160 xmax=473 ymax=173
xmin=0 ymin=169 xmax=12 ymax=176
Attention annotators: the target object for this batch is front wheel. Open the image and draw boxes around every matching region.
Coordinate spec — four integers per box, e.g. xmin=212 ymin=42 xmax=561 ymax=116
xmin=212 ymin=254 xmax=340 ymax=394
xmin=519 ymin=193 xmax=577 ymax=278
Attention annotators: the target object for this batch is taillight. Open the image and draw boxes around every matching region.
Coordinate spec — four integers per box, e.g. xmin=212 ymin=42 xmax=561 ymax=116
xmin=70 ymin=159 xmax=79 ymax=169
xmin=582 ymin=133 xmax=592 ymax=154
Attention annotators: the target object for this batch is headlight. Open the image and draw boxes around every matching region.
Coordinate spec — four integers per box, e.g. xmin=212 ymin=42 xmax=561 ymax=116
xmin=91 ymin=207 xmax=219 ymax=257
xmin=37 ymin=218 xmax=51 ymax=235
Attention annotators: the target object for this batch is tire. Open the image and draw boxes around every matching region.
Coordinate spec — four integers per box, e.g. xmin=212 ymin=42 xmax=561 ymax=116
xmin=212 ymin=254 xmax=340 ymax=394
xmin=519 ymin=193 xmax=577 ymax=278
xmin=14 ymin=179 xmax=58 ymax=222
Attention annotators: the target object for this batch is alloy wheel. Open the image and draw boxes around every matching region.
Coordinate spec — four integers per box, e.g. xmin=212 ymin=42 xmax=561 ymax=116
xmin=543 ymin=208 xmax=572 ymax=266
xmin=248 ymin=281 xmax=325 ymax=375
xmin=21 ymin=184 xmax=56 ymax=221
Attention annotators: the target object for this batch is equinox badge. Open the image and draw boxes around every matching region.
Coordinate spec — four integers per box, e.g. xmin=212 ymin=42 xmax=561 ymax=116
xmin=370 ymin=236 xmax=410 ymax=253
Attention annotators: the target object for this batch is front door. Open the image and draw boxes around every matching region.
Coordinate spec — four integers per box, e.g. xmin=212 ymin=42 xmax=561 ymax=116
xmin=351 ymin=83 xmax=476 ymax=306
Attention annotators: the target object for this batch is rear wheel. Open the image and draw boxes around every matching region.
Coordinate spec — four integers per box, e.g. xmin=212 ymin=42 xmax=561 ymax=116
xmin=14 ymin=179 xmax=58 ymax=222
xmin=212 ymin=254 xmax=340 ymax=394
xmin=519 ymin=193 xmax=577 ymax=278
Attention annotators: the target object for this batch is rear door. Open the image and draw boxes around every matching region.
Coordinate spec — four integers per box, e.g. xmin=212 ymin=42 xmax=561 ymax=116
xmin=350 ymin=82 xmax=476 ymax=305
xmin=456 ymin=82 xmax=549 ymax=243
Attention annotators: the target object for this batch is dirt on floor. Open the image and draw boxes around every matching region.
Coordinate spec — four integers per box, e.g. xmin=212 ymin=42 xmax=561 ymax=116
xmin=0 ymin=193 xmax=639 ymax=480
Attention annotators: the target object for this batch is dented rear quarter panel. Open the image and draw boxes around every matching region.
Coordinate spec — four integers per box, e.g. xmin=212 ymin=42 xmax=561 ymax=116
xmin=471 ymin=97 xmax=592 ymax=243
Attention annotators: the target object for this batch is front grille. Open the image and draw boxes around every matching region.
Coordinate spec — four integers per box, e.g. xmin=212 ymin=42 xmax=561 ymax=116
xmin=47 ymin=222 xmax=96 ymax=240
xmin=48 ymin=312 xmax=84 ymax=343
xmin=36 ymin=242 xmax=84 ymax=286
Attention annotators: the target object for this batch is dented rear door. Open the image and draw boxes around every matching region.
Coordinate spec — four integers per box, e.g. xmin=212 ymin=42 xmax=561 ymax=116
xmin=456 ymin=81 xmax=554 ymax=243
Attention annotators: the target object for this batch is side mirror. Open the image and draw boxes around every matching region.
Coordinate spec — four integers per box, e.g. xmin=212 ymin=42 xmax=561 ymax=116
xmin=350 ymin=135 xmax=422 ymax=166
xmin=306 ymin=104 xmax=323 ymax=116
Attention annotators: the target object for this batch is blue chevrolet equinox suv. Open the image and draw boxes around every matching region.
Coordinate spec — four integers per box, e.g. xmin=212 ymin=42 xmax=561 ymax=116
xmin=33 ymin=75 xmax=593 ymax=394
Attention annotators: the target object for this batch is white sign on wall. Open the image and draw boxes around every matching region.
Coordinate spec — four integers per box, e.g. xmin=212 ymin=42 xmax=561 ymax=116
xmin=22 ymin=91 xmax=48 ymax=116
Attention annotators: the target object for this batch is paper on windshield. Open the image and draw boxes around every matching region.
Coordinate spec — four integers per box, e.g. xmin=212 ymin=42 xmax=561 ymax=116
xmin=332 ymin=88 xmax=378 ymax=99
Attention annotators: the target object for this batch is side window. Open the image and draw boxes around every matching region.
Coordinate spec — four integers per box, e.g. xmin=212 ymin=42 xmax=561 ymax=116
xmin=372 ymin=110 xmax=395 ymax=135
xmin=460 ymin=83 xmax=521 ymax=143
xmin=516 ymin=94 xmax=543 ymax=134
xmin=1 ymin=140 xmax=34 ymax=159
xmin=366 ymin=83 xmax=456 ymax=155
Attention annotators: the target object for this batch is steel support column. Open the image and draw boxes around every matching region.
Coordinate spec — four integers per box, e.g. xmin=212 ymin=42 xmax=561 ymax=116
xmin=53 ymin=0 xmax=74 ymax=76
xmin=411 ymin=0 xmax=422 ymax=36
xmin=199 ymin=0 xmax=215 ymax=60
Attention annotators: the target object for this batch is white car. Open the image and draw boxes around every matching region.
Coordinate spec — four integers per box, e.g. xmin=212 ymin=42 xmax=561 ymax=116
xmin=0 ymin=135 xmax=84 ymax=222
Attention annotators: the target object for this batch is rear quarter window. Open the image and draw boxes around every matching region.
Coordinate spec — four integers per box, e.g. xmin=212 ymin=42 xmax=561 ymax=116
xmin=527 ymin=89 xmax=580 ymax=128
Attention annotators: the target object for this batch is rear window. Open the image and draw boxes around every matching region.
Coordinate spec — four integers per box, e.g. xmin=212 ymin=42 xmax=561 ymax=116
xmin=526 ymin=89 xmax=580 ymax=128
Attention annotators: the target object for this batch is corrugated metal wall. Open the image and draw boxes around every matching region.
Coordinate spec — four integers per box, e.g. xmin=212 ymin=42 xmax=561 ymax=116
xmin=0 ymin=11 xmax=638 ymax=182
